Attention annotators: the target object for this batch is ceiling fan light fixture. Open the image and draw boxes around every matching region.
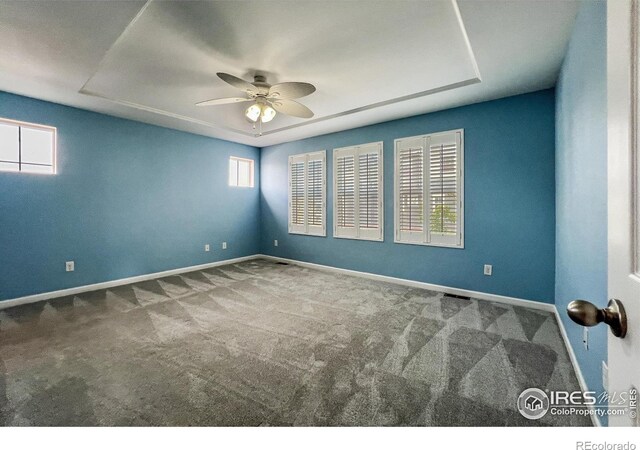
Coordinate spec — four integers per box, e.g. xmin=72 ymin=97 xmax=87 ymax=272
xmin=245 ymin=103 xmax=261 ymax=122
xmin=261 ymin=105 xmax=276 ymax=123
xmin=245 ymin=102 xmax=277 ymax=123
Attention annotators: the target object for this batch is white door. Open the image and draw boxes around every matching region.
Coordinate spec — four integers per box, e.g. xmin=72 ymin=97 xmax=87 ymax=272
xmin=608 ymin=0 xmax=640 ymax=427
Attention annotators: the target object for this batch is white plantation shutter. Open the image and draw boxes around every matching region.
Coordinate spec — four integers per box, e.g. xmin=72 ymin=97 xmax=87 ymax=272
xmin=357 ymin=143 xmax=383 ymax=240
xmin=333 ymin=142 xmax=383 ymax=241
xmin=358 ymin=153 xmax=379 ymax=228
xmin=335 ymin=151 xmax=356 ymax=234
xmin=428 ymin=132 xmax=462 ymax=246
xmin=396 ymin=137 xmax=425 ymax=243
xmin=306 ymin=157 xmax=324 ymax=233
xmin=288 ymin=151 xmax=326 ymax=236
xmin=290 ymin=160 xmax=306 ymax=232
xmin=395 ymin=130 xmax=464 ymax=248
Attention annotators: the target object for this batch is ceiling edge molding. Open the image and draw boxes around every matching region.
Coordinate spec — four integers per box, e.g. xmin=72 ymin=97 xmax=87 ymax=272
xmin=452 ymin=0 xmax=482 ymax=82
xmin=78 ymin=0 xmax=153 ymax=94
xmin=78 ymin=88 xmax=257 ymax=137
xmin=259 ymin=77 xmax=481 ymax=137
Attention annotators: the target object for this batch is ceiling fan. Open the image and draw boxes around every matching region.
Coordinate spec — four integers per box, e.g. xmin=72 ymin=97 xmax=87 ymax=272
xmin=196 ymin=73 xmax=316 ymax=128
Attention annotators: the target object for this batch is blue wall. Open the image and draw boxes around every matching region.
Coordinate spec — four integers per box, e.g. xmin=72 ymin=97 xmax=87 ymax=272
xmin=260 ymin=90 xmax=557 ymax=302
xmin=555 ymin=0 xmax=608 ymax=420
xmin=0 ymin=91 xmax=260 ymax=301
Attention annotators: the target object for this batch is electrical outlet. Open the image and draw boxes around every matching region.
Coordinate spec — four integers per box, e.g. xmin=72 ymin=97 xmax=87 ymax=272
xmin=274 ymin=239 xmax=278 ymax=247
xmin=483 ymin=264 xmax=492 ymax=276
xmin=205 ymin=244 xmax=210 ymax=252
xmin=222 ymin=242 xmax=227 ymax=250
xmin=583 ymin=326 xmax=589 ymax=350
xmin=602 ymin=361 xmax=608 ymax=391
xmin=65 ymin=261 xmax=75 ymax=272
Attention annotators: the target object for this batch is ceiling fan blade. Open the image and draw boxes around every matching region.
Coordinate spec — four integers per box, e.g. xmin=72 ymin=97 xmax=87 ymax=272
xmin=270 ymin=99 xmax=314 ymax=119
xmin=195 ymin=97 xmax=252 ymax=107
xmin=217 ymin=72 xmax=257 ymax=94
xmin=268 ymin=82 xmax=316 ymax=99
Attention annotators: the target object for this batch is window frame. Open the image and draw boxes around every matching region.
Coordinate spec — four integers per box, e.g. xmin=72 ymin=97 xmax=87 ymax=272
xmin=394 ymin=129 xmax=464 ymax=249
xmin=288 ymin=150 xmax=326 ymax=237
xmin=333 ymin=141 xmax=384 ymax=242
xmin=228 ymin=156 xmax=255 ymax=188
xmin=0 ymin=117 xmax=57 ymax=175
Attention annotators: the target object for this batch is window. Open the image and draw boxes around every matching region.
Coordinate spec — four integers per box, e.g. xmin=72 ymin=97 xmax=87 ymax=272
xmin=288 ymin=150 xmax=326 ymax=236
xmin=333 ymin=142 xmax=383 ymax=241
xmin=229 ymin=156 xmax=254 ymax=187
xmin=0 ymin=118 xmax=56 ymax=174
xmin=394 ymin=129 xmax=464 ymax=248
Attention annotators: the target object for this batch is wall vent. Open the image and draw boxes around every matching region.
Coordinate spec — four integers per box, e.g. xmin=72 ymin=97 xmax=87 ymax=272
xmin=444 ymin=293 xmax=471 ymax=300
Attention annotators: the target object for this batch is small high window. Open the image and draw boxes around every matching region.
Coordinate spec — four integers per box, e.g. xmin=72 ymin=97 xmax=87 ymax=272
xmin=229 ymin=156 xmax=254 ymax=188
xmin=0 ymin=118 xmax=56 ymax=174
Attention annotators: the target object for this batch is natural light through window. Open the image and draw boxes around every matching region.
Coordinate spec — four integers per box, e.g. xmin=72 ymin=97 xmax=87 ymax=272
xmin=394 ymin=129 xmax=464 ymax=248
xmin=229 ymin=156 xmax=254 ymax=188
xmin=0 ymin=118 xmax=56 ymax=174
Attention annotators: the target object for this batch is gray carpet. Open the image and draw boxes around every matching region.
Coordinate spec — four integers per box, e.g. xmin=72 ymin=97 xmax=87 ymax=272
xmin=0 ymin=259 xmax=590 ymax=426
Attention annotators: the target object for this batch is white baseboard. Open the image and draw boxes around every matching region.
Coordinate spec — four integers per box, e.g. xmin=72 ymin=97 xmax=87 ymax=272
xmin=553 ymin=307 xmax=602 ymax=427
xmin=0 ymin=254 xmax=259 ymax=311
xmin=256 ymin=254 xmax=555 ymax=312
xmin=2 ymin=253 xmax=554 ymax=312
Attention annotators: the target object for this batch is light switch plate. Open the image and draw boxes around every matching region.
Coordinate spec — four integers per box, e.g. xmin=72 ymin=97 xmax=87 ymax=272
xmin=222 ymin=242 xmax=227 ymax=250
xmin=65 ymin=261 xmax=75 ymax=272
xmin=205 ymin=244 xmax=210 ymax=252
xmin=483 ymin=264 xmax=492 ymax=276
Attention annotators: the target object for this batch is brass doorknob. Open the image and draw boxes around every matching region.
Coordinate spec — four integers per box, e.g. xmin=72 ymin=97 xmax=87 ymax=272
xmin=567 ymin=299 xmax=627 ymax=338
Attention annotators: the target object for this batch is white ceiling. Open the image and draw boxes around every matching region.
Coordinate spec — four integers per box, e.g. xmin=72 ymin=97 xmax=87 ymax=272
xmin=0 ymin=0 xmax=580 ymax=147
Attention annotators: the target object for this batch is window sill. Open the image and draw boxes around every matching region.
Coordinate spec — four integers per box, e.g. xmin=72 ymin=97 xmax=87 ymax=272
xmin=333 ymin=234 xmax=384 ymax=243
xmin=288 ymin=230 xmax=326 ymax=237
xmin=393 ymin=238 xmax=464 ymax=249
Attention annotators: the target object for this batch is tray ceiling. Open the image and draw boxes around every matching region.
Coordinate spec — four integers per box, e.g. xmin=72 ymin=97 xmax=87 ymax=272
xmin=0 ymin=0 xmax=580 ymax=147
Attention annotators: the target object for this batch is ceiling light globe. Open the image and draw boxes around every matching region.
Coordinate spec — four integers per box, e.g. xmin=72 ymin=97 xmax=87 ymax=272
xmin=261 ymin=106 xmax=276 ymax=123
xmin=245 ymin=104 xmax=261 ymax=122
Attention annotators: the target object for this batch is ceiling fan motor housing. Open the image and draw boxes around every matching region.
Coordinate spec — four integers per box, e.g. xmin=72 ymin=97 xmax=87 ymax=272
xmin=252 ymin=75 xmax=270 ymax=96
